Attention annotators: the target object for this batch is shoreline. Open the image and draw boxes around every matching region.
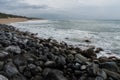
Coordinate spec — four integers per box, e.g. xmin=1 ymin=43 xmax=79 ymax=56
xmin=0 ymin=18 xmax=28 ymax=24
xmin=0 ymin=18 xmax=42 ymax=24
xmin=0 ymin=24 xmax=120 ymax=80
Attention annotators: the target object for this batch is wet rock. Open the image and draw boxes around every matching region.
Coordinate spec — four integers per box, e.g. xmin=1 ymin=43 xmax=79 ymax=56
xmin=97 ymin=69 xmax=107 ymax=79
xmin=56 ymin=55 xmax=66 ymax=68
xmin=108 ymin=77 xmax=114 ymax=80
xmin=35 ymin=66 xmax=42 ymax=73
xmin=18 ymin=66 xmax=26 ymax=73
xmin=5 ymin=45 xmax=21 ymax=54
xmin=81 ymin=65 xmax=87 ymax=70
xmin=13 ymin=55 xmax=26 ymax=66
xmin=82 ymin=48 xmax=96 ymax=58
xmin=79 ymin=74 xmax=88 ymax=80
xmin=84 ymin=39 xmax=91 ymax=43
xmin=44 ymin=61 xmax=56 ymax=68
xmin=35 ymin=61 xmax=44 ymax=66
xmin=89 ymin=45 xmax=95 ymax=49
xmin=23 ymin=69 xmax=32 ymax=78
xmin=0 ymin=61 xmax=4 ymax=70
xmin=0 ymin=75 xmax=8 ymax=80
xmin=100 ymin=62 xmax=120 ymax=73
xmin=31 ymin=75 xmax=43 ymax=80
xmin=74 ymin=70 xmax=82 ymax=77
xmin=53 ymin=46 xmax=59 ymax=52
xmin=43 ymin=68 xmax=67 ymax=80
xmin=68 ymin=50 xmax=77 ymax=54
xmin=73 ymin=63 xmax=81 ymax=70
xmin=87 ymin=63 xmax=99 ymax=76
xmin=12 ymin=74 xmax=26 ymax=80
xmin=65 ymin=37 xmax=69 ymax=40
xmin=95 ymin=76 xmax=104 ymax=80
xmin=75 ymin=54 xmax=88 ymax=63
xmin=27 ymin=64 xmax=36 ymax=70
xmin=4 ymin=62 xmax=19 ymax=77
xmin=95 ymin=48 xmax=103 ymax=53
xmin=0 ymin=51 xmax=9 ymax=60
xmin=103 ymin=69 xmax=120 ymax=80
xmin=67 ymin=54 xmax=74 ymax=62
xmin=98 ymin=57 xmax=109 ymax=62
xmin=0 ymin=40 xmax=10 ymax=47
xmin=42 ymin=68 xmax=51 ymax=77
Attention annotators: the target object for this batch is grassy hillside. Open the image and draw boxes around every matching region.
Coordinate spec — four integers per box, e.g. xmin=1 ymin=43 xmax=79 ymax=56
xmin=0 ymin=12 xmax=27 ymax=18
xmin=0 ymin=12 xmax=43 ymax=20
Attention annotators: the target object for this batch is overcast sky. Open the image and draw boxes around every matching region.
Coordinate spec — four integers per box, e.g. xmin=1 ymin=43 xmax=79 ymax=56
xmin=0 ymin=0 xmax=120 ymax=19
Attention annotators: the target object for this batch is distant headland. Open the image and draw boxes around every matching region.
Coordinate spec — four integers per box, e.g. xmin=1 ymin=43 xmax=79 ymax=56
xmin=0 ymin=12 xmax=44 ymax=24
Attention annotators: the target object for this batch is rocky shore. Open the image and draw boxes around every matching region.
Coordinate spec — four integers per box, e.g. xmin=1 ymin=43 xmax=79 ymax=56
xmin=0 ymin=24 xmax=120 ymax=80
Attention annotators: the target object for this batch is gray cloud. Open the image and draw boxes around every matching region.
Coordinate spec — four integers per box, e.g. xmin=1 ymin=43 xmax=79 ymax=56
xmin=0 ymin=0 xmax=48 ymax=10
xmin=0 ymin=0 xmax=120 ymax=19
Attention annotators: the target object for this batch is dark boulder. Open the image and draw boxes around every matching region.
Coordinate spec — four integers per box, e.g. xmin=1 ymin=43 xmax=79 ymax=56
xmin=4 ymin=62 xmax=19 ymax=77
xmin=43 ymin=68 xmax=67 ymax=80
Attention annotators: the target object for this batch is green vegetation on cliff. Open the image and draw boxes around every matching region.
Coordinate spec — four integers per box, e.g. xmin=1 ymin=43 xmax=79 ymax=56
xmin=0 ymin=12 xmax=26 ymax=18
xmin=0 ymin=12 xmax=43 ymax=19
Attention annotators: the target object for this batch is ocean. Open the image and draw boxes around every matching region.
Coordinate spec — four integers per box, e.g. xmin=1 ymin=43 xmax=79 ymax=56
xmin=11 ymin=20 xmax=120 ymax=58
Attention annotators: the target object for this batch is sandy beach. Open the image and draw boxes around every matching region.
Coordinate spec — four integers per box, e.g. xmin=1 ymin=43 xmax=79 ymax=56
xmin=0 ymin=18 xmax=28 ymax=24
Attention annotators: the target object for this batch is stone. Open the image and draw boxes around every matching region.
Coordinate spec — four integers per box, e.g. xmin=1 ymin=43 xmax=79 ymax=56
xmin=23 ymin=70 xmax=32 ymax=78
xmin=97 ymin=69 xmax=107 ymax=79
xmin=0 ymin=61 xmax=4 ymax=70
xmin=0 ymin=51 xmax=9 ymax=60
xmin=12 ymin=74 xmax=27 ymax=80
xmin=13 ymin=55 xmax=26 ymax=66
xmin=69 ymin=50 xmax=77 ymax=54
xmin=44 ymin=61 xmax=56 ymax=68
xmin=100 ymin=62 xmax=120 ymax=73
xmin=81 ymin=65 xmax=87 ymax=70
xmin=31 ymin=75 xmax=43 ymax=80
xmin=18 ymin=66 xmax=26 ymax=73
xmin=79 ymin=74 xmax=87 ymax=80
xmin=0 ymin=75 xmax=8 ymax=80
xmin=53 ymin=46 xmax=59 ymax=52
xmin=73 ymin=63 xmax=81 ymax=70
xmin=43 ymin=68 xmax=67 ymax=80
xmin=0 ymin=40 xmax=11 ymax=47
xmin=95 ymin=76 xmax=104 ymax=80
xmin=82 ymin=48 xmax=96 ymax=58
xmin=5 ymin=45 xmax=21 ymax=54
xmin=75 ymin=54 xmax=88 ymax=63
xmin=95 ymin=48 xmax=103 ymax=53
xmin=56 ymin=55 xmax=66 ymax=68
xmin=103 ymin=69 xmax=120 ymax=80
xmin=87 ymin=63 xmax=99 ymax=76
xmin=4 ymin=62 xmax=19 ymax=77
xmin=74 ymin=70 xmax=82 ymax=76
xmin=84 ymin=39 xmax=91 ymax=43
xmin=98 ymin=57 xmax=108 ymax=62
xmin=67 ymin=54 xmax=74 ymax=62
xmin=27 ymin=64 xmax=36 ymax=70
xmin=35 ymin=66 xmax=42 ymax=73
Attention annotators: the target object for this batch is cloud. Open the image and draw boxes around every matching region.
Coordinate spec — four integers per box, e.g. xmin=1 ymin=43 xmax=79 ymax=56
xmin=0 ymin=0 xmax=48 ymax=10
xmin=0 ymin=0 xmax=120 ymax=19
